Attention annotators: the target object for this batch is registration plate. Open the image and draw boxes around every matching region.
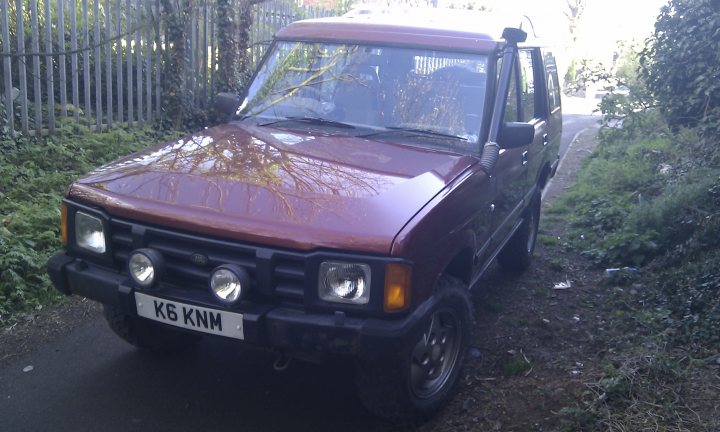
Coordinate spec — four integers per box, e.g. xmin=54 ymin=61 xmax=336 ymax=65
xmin=135 ymin=292 xmax=244 ymax=340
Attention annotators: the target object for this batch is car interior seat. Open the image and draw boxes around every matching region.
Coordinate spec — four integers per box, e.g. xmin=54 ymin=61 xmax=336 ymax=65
xmin=332 ymin=63 xmax=381 ymax=125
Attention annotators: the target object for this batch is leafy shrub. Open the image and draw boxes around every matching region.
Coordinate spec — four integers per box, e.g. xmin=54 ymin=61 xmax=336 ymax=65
xmin=560 ymin=126 xmax=720 ymax=268
xmin=640 ymin=0 xmax=720 ymax=143
xmin=0 ymin=123 xmax=181 ymax=323
xmin=648 ymin=188 xmax=720 ymax=345
xmin=554 ymin=115 xmax=677 ymax=265
xmin=0 ymin=100 xmax=9 ymax=140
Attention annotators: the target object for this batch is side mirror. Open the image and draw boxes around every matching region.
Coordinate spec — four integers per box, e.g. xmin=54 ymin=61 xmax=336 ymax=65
xmin=498 ymin=122 xmax=534 ymax=148
xmin=214 ymin=92 xmax=243 ymax=117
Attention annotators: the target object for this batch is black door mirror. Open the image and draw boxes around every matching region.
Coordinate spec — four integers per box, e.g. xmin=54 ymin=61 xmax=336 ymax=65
xmin=498 ymin=122 xmax=534 ymax=148
xmin=214 ymin=92 xmax=243 ymax=117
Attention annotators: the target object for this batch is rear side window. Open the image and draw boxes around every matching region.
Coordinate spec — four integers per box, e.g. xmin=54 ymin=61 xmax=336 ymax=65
xmin=519 ymin=50 xmax=536 ymax=121
xmin=503 ymin=64 xmax=519 ymax=123
xmin=502 ymin=48 xmax=556 ymax=123
xmin=544 ymin=51 xmax=561 ymax=112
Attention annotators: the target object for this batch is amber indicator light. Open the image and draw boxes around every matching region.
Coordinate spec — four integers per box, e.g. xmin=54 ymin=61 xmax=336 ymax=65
xmin=384 ymin=263 xmax=411 ymax=312
xmin=60 ymin=202 xmax=68 ymax=246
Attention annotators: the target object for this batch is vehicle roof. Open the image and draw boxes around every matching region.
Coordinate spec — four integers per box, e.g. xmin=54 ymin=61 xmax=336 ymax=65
xmin=275 ymin=8 xmax=537 ymax=52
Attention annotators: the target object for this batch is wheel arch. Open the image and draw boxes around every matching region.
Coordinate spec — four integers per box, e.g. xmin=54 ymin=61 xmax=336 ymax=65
xmin=441 ymin=247 xmax=474 ymax=287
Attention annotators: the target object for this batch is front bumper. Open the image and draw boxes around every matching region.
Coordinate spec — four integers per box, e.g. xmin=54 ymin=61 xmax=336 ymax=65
xmin=48 ymin=253 xmax=430 ymax=360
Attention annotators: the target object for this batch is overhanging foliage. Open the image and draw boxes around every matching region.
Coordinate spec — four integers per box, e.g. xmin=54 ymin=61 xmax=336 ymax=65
xmin=640 ymin=0 xmax=720 ymax=142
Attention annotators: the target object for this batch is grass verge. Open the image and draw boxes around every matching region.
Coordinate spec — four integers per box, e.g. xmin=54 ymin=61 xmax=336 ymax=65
xmin=550 ymin=111 xmax=720 ymax=430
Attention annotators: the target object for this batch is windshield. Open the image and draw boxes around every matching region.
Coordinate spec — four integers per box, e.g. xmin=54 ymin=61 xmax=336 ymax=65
xmin=239 ymin=41 xmax=488 ymax=152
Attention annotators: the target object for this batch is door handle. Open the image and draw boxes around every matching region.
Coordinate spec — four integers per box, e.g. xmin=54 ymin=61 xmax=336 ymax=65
xmin=522 ymin=151 xmax=528 ymax=166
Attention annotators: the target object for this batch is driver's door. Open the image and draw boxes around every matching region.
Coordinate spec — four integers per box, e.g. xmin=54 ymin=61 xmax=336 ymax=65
xmin=490 ymin=56 xmax=529 ymax=252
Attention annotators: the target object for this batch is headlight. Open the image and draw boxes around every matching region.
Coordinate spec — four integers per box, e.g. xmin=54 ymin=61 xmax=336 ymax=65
xmin=75 ymin=212 xmax=106 ymax=253
xmin=210 ymin=265 xmax=250 ymax=304
xmin=128 ymin=249 xmax=164 ymax=288
xmin=319 ymin=262 xmax=371 ymax=305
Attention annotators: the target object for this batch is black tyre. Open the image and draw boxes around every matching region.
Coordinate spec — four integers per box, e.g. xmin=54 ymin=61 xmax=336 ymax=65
xmin=497 ymin=192 xmax=541 ymax=273
xmin=103 ymin=305 xmax=199 ymax=353
xmin=355 ymin=275 xmax=473 ymax=423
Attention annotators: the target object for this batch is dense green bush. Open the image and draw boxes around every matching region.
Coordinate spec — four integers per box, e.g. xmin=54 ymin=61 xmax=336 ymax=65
xmin=649 ymin=176 xmax=720 ymax=344
xmin=556 ymin=114 xmax=720 ymax=261
xmin=0 ymin=123 xmax=181 ymax=323
xmin=553 ymin=116 xmax=673 ymax=265
xmin=640 ymin=0 xmax=720 ymax=144
xmin=0 ymin=101 xmax=9 ymax=140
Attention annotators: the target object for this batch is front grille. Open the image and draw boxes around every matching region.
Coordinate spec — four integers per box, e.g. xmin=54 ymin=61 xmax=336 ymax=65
xmin=109 ymin=219 xmax=306 ymax=303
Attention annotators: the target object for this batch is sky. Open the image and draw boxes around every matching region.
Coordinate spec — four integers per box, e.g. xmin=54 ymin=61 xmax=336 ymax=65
xmin=464 ymin=0 xmax=667 ymax=62
xmin=487 ymin=0 xmax=667 ymax=39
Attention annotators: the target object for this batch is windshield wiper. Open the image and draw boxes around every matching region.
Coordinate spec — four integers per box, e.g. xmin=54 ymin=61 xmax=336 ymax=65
xmin=359 ymin=127 xmax=467 ymax=141
xmin=259 ymin=116 xmax=355 ymax=129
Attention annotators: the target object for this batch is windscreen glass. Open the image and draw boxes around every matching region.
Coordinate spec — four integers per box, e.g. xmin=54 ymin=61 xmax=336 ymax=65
xmin=239 ymin=41 xmax=488 ymax=151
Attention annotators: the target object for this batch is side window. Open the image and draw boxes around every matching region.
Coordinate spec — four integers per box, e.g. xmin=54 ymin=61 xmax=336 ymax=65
xmin=519 ymin=49 xmax=536 ymax=121
xmin=503 ymin=61 xmax=520 ymax=123
xmin=544 ymin=52 xmax=561 ymax=112
xmin=547 ymin=72 xmax=558 ymax=111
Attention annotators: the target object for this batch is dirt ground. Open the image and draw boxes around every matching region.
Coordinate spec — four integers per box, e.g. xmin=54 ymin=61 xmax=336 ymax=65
xmin=0 ymin=295 xmax=101 ymax=366
xmin=4 ymin=125 xmax=715 ymax=430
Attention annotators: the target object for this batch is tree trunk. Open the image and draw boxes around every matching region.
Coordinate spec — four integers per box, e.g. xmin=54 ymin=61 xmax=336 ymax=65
xmin=216 ymin=0 xmax=242 ymax=94
xmin=160 ymin=0 xmax=195 ymax=130
xmin=237 ymin=0 xmax=255 ymax=88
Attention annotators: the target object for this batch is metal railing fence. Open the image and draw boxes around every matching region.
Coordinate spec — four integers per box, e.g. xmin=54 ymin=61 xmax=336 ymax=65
xmin=0 ymin=0 xmax=332 ymax=135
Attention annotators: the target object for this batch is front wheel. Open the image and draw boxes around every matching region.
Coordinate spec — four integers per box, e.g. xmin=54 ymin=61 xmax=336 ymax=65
xmin=355 ymin=275 xmax=473 ymax=422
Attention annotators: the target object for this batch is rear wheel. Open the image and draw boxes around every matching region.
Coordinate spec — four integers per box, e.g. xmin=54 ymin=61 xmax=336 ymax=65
xmin=355 ymin=275 xmax=473 ymax=423
xmin=497 ymin=192 xmax=541 ymax=273
xmin=103 ymin=305 xmax=199 ymax=354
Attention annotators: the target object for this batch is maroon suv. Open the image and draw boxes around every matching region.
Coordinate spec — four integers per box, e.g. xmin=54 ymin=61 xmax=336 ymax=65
xmin=48 ymin=11 xmax=561 ymax=421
